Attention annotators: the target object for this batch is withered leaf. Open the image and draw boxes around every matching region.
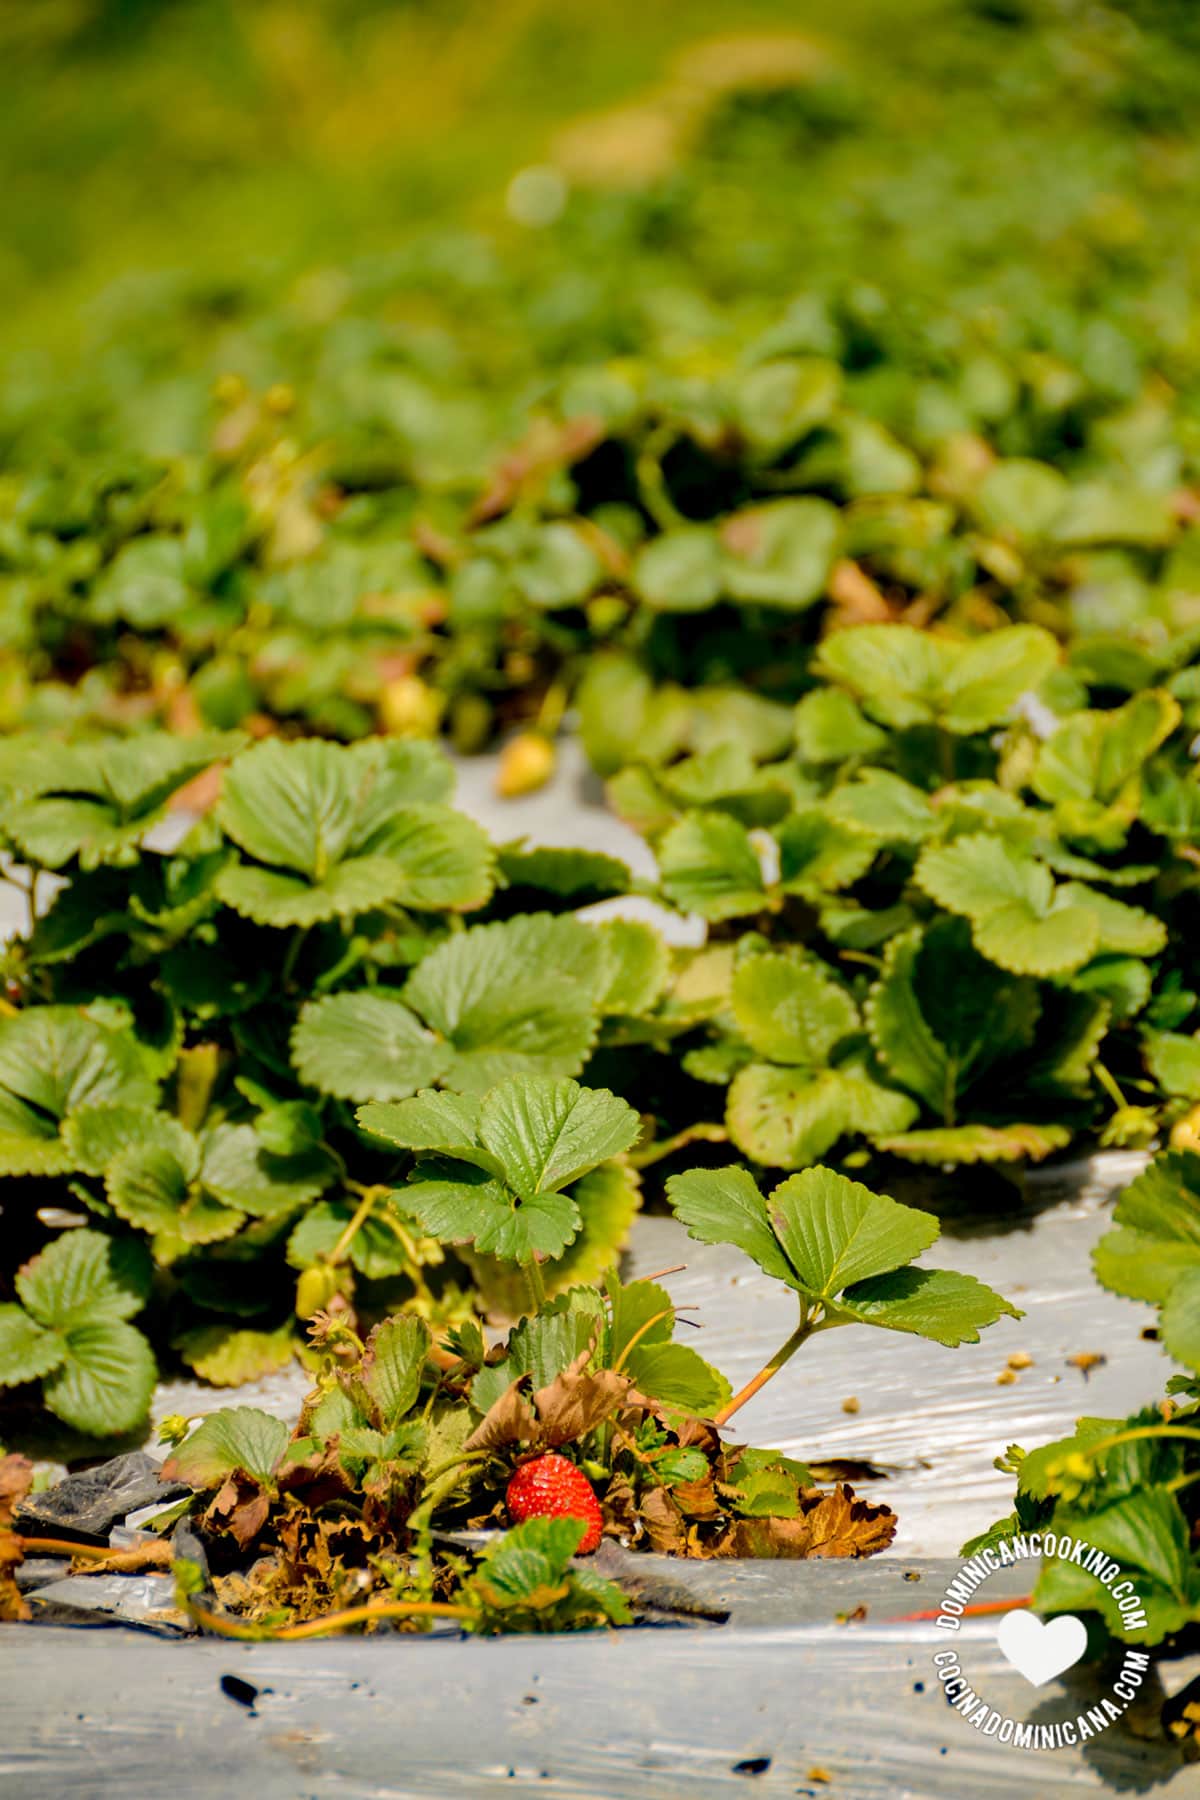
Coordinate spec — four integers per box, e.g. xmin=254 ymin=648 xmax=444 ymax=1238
xmin=70 ymin=1539 xmax=174 ymax=1575
xmin=466 ymin=1349 xmax=632 ymax=1453
xmin=638 ymin=1486 xmax=688 ymax=1556
xmin=205 ymin=1472 xmax=271 ymax=1550
xmin=532 ymin=1350 xmax=630 ymax=1448
xmin=0 ymin=1454 xmax=33 ymax=1623
xmin=277 ymin=1439 xmax=348 ymax=1511
xmin=465 ymin=1377 xmax=539 ymax=1452
xmin=469 ymin=417 xmax=604 ymax=525
xmin=676 ymin=1416 xmax=722 ymax=1456
xmin=714 ymin=1483 xmax=897 ymax=1560
xmin=670 ymin=1476 xmax=721 ymax=1521
xmin=0 ymin=1454 xmax=31 ymax=1532
xmin=599 ymin=1470 xmax=639 ymax=1537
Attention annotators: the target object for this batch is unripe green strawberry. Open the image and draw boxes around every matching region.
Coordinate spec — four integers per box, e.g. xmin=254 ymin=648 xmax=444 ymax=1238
xmin=495 ymin=732 xmax=555 ymax=798
xmin=295 ymin=1264 xmax=341 ymax=1319
xmin=506 ymin=1453 xmax=603 ymax=1553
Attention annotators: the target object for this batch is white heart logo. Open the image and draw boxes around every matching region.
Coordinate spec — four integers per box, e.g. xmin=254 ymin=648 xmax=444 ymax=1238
xmin=997 ymin=1609 xmax=1088 ymax=1687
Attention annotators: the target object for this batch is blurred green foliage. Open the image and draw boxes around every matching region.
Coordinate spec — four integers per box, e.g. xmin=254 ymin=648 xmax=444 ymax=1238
xmin=4 ymin=0 xmax=1200 ymax=460
xmin=2 ymin=0 xmax=1200 ymax=747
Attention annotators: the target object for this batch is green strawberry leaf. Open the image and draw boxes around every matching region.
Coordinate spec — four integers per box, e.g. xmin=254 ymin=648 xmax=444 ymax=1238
xmin=0 ymin=1007 xmax=159 ymax=1176
xmin=292 ymin=991 xmax=450 ymax=1101
xmin=476 ymin=1076 xmax=641 ymax=1201
xmin=360 ymin=1315 xmax=431 ymax=1426
xmin=623 ymin=1340 xmax=730 ymax=1415
xmin=793 ymin=689 xmax=887 ymax=764
xmin=198 ymin=1122 xmax=332 ymax=1217
xmin=469 ymin=1158 xmax=644 ymax=1312
xmin=915 ymin=836 xmax=1100 ymax=975
xmin=472 ymin=1290 xmax=605 ymax=1412
xmin=215 ymin=738 xmax=488 ymax=925
xmin=0 ymin=1306 xmax=65 ymax=1386
xmin=63 ymin=1103 xmax=184 ymax=1177
xmin=665 ymin=1165 xmax=796 ymax=1285
xmin=727 ymin=1063 xmax=855 ymax=1168
xmin=105 ymin=1123 xmax=245 ymax=1260
xmin=399 ymin=913 xmax=605 ymax=1094
xmin=633 ymin=526 xmax=723 ymax=612
xmin=767 ymin=1165 xmax=940 ymax=1299
xmin=286 ymin=1199 xmax=425 ymax=1280
xmin=496 ymin=844 xmax=632 ymax=909
xmin=657 ymin=813 xmax=767 ymax=920
xmin=606 ymin=1273 xmax=676 ymax=1364
xmin=162 ymin=1406 xmax=291 ymax=1488
xmin=816 ymin=622 xmax=1057 ymax=733
xmin=936 ymin=625 xmax=1059 ymax=734
xmin=43 ymin=1321 xmax=157 ymax=1436
xmin=176 ymin=1322 xmax=298 ymax=1386
xmin=1160 ymin=1269 xmax=1200 ymax=1371
xmin=358 ymin=1088 xmax=489 ymax=1162
xmin=731 ymin=951 xmax=858 ymax=1065
xmin=825 ymin=769 xmax=937 ymax=843
xmin=402 ymin=1161 xmax=582 ymax=1261
xmin=973 ymin=458 xmax=1069 ymax=537
xmin=16 ymin=1228 xmax=152 ymax=1329
xmin=915 ymin=834 xmax=1050 ymax=920
xmin=0 ymin=732 xmax=242 ymax=870
xmin=595 ymin=918 xmax=670 ymax=1016
xmin=874 ymin=1123 xmax=1072 ymax=1163
xmin=719 ymin=497 xmax=839 ymax=609
xmin=1093 ymin=1153 xmax=1200 ymax=1338
xmin=1144 ymin=1031 xmax=1200 ymax=1101
xmin=833 ymin=1267 xmax=1021 ymax=1343
xmin=726 ymin=1059 xmax=915 ymax=1169
xmin=866 ymin=921 xmax=1041 ymax=1115
xmin=1058 ymin=884 xmax=1166 ymax=958
xmin=775 ymin=809 xmax=876 ymax=896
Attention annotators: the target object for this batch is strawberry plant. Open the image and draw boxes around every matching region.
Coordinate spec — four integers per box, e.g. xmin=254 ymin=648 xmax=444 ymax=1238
xmin=615 ymin=619 xmax=1200 ymax=1175
xmin=0 ymin=707 xmax=1198 ymax=1449
xmin=0 ymin=732 xmax=675 ymax=1437
xmin=971 ymin=1146 xmax=1200 ymax=1717
xmin=0 ymin=1157 xmax=1015 ymax=1633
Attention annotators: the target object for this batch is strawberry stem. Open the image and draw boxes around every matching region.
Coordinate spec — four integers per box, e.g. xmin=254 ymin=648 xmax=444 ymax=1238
xmin=713 ymin=1304 xmax=817 ymax=1427
xmin=523 ymin=1256 xmax=546 ymax=1314
xmin=187 ymin=1595 xmax=470 ymax=1640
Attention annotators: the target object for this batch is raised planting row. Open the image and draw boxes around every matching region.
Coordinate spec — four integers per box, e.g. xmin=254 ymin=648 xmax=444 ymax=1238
xmin=0 ymin=727 xmax=1193 ymax=1658
xmin=2 ymin=1153 xmax=1016 ymax=1635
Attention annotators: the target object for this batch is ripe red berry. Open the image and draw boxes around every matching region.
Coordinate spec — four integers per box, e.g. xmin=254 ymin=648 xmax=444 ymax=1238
xmin=505 ymin=1453 xmax=603 ymax=1554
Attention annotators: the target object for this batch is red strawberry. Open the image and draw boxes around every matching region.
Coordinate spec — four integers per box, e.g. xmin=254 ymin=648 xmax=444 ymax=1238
xmin=506 ymin=1453 xmax=603 ymax=1554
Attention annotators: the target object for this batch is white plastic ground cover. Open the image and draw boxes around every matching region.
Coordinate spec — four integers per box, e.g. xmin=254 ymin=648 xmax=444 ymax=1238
xmin=3 ymin=1590 xmax=1195 ymax=1798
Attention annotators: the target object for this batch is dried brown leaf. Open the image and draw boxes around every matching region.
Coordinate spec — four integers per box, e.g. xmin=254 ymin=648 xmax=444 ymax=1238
xmin=670 ymin=1476 xmax=721 ymax=1521
xmin=0 ymin=1454 xmax=31 ymax=1531
xmin=0 ymin=1454 xmax=33 ymax=1622
xmin=464 ymin=1378 xmax=540 ymax=1452
xmin=467 ymin=1351 xmax=634 ymax=1454
xmin=533 ymin=1350 xmax=631 ymax=1448
xmin=714 ymin=1483 xmax=896 ymax=1560
xmin=827 ymin=558 xmax=893 ymax=623
xmin=204 ymin=1472 xmax=272 ymax=1550
xmin=638 ymin=1487 xmax=688 ymax=1555
xmin=470 ymin=418 xmax=604 ymax=525
xmin=71 ymin=1540 xmax=174 ymax=1575
xmin=599 ymin=1470 xmax=639 ymax=1538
